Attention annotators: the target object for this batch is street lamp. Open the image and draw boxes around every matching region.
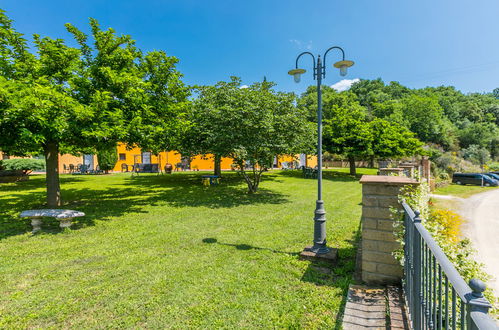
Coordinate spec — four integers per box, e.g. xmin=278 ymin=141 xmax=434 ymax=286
xmin=289 ymin=46 xmax=354 ymax=256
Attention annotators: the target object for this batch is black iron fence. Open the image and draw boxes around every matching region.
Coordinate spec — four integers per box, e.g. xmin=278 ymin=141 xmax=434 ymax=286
xmin=402 ymin=201 xmax=498 ymax=329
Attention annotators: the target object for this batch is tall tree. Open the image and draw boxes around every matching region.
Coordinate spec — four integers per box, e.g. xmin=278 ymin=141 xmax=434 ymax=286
xmin=233 ymin=80 xmax=314 ymax=192
xmin=368 ymin=118 xmax=423 ymax=163
xmin=299 ymin=86 xmax=371 ymax=175
xmin=398 ymin=95 xmax=456 ymax=148
xmin=184 ymin=77 xmax=314 ymax=192
xmin=0 ymin=11 xmax=93 ymax=206
xmin=323 ymin=113 xmax=371 ymax=176
xmin=0 ymin=11 xmax=188 ymax=206
xmin=457 ymin=122 xmax=498 ymax=150
xmin=0 ymin=80 xmax=91 ymax=206
xmin=180 ymin=78 xmax=243 ymax=176
xmin=349 ymin=78 xmax=389 ymax=111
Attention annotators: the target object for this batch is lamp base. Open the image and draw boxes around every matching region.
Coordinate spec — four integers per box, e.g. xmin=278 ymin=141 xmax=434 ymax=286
xmin=300 ymin=246 xmax=338 ymax=263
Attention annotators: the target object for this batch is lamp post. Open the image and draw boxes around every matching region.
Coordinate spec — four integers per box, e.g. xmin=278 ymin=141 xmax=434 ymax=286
xmin=289 ymin=46 xmax=354 ymax=255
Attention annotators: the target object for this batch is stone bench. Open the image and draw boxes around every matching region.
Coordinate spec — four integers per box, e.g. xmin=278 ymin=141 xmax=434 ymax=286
xmin=20 ymin=209 xmax=85 ymax=233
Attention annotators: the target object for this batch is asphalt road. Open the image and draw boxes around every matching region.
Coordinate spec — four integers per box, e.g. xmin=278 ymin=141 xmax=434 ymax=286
xmin=458 ymin=189 xmax=499 ymax=298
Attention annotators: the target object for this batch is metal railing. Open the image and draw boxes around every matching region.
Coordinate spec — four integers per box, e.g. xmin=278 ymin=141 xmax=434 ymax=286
xmin=402 ymin=201 xmax=498 ymax=329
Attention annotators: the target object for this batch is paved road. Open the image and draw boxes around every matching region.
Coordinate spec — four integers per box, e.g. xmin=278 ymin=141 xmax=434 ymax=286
xmin=457 ymin=189 xmax=499 ymax=298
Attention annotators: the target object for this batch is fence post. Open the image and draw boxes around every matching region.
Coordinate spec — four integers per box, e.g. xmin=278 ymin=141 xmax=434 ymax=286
xmin=359 ymin=175 xmax=419 ymax=284
xmin=413 ymin=211 xmax=422 ymax=330
xmin=467 ymin=279 xmax=493 ymax=330
xmin=404 ymin=212 xmax=411 ymax=314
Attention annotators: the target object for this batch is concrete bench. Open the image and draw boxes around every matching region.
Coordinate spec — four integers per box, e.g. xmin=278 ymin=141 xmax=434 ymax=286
xmin=20 ymin=209 xmax=85 ymax=233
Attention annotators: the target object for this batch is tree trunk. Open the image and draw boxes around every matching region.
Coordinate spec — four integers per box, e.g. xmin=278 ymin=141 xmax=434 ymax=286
xmin=247 ymin=176 xmax=260 ymax=193
xmin=247 ymin=181 xmax=257 ymax=194
xmin=369 ymin=156 xmax=375 ymax=168
xmin=348 ymin=155 xmax=357 ymax=176
xmin=44 ymin=142 xmax=61 ymax=207
xmin=240 ymin=166 xmax=262 ymax=194
xmin=214 ymin=154 xmax=222 ymax=176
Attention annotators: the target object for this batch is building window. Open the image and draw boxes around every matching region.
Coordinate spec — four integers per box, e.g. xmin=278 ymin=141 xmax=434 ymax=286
xmin=142 ymin=152 xmax=152 ymax=164
xmin=119 ymin=153 xmax=126 ymax=161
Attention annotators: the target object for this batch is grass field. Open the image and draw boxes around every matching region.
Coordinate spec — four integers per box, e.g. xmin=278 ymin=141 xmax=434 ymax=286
xmin=433 ymin=183 xmax=497 ymax=198
xmin=0 ymin=168 xmax=376 ymax=328
xmin=432 ymin=183 xmax=498 ymax=210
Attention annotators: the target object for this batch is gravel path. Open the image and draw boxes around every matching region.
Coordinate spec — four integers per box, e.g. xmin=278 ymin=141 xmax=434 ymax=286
xmin=453 ymin=189 xmax=499 ymax=297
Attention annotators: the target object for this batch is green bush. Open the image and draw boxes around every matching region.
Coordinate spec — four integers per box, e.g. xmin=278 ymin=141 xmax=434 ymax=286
xmin=432 ymin=151 xmax=480 ymax=177
xmin=488 ymin=162 xmax=499 ymax=171
xmin=97 ymin=146 xmax=118 ymax=173
xmin=0 ymin=158 xmax=45 ymax=172
xmin=438 ymin=172 xmax=450 ymax=181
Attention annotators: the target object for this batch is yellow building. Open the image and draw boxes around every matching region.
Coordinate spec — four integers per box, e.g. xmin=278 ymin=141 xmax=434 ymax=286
xmin=3 ymin=143 xmax=316 ymax=173
xmin=113 ymin=144 xmax=235 ymax=172
xmin=112 ymin=143 xmax=310 ymax=172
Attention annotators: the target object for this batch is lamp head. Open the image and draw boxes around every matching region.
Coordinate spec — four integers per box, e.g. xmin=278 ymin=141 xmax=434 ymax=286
xmin=333 ymin=60 xmax=354 ymax=77
xmin=288 ymin=68 xmax=306 ymax=83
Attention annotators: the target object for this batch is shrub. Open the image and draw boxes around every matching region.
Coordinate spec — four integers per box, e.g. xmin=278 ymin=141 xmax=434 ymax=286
xmin=488 ymin=162 xmax=499 ymax=171
xmin=0 ymin=158 xmax=45 ymax=173
xmin=97 ymin=146 xmax=118 ymax=173
xmin=323 ymin=152 xmax=334 ymax=162
xmin=427 ymin=209 xmax=463 ymax=243
xmin=432 ymin=151 xmax=480 ymax=177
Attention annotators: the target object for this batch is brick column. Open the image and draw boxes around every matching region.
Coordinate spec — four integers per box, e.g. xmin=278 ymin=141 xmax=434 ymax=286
xmin=359 ymin=175 xmax=419 ymax=285
xmin=421 ymin=157 xmax=431 ymax=182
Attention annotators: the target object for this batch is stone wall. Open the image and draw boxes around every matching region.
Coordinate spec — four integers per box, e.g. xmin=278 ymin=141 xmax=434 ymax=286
xmin=359 ymin=175 xmax=419 ymax=284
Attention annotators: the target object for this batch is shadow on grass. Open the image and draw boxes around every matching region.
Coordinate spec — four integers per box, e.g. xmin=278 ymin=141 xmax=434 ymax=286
xmin=203 ymin=228 xmax=362 ymax=330
xmin=201 ymin=237 xmax=299 ymax=256
xmin=124 ymin=171 xmax=284 ymax=188
xmin=0 ymin=172 xmax=289 ymax=240
xmin=276 ymin=169 xmax=367 ymax=182
xmin=0 ymin=175 xmax=86 ymax=192
xmin=300 ymin=226 xmax=362 ymax=329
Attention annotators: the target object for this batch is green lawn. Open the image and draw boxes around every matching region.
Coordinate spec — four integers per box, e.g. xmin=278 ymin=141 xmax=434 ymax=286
xmin=0 ymin=168 xmax=376 ymax=328
xmin=433 ymin=183 xmax=497 ymax=198
xmin=432 ymin=183 xmax=498 ymax=210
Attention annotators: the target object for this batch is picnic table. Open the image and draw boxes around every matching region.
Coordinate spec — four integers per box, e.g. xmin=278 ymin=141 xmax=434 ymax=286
xmin=71 ymin=164 xmax=89 ymax=175
xmin=20 ymin=209 xmax=85 ymax=233
xmin=302 ymin=166 xmax=318 ymax=179
xmin=201 ymin=175 xmax=220 ymax=186
xmin=133 ymin=163 xmax=159 ymax=175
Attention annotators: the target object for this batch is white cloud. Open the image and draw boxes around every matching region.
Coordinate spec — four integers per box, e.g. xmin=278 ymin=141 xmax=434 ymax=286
xmin=289 ymin=39 xmax=302 ymax=47
xmin=289 ymin=39 xmax=313 ymax=50
xmin=240 ymin=85 xmax=249 ymax=89
xmin=330 ymin=78 xmax=360 ymax=92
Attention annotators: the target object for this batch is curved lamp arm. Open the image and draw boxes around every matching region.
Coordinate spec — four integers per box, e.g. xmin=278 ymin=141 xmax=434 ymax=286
xmin=295 ymin=52 xmax=317 ymax=79
xmin=295 ymin=51 xmax=316 ymax=70
xmin=322 ymin=46 xmax=345 ymax=77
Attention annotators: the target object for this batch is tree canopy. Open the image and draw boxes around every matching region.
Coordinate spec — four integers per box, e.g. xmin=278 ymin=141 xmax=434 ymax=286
xmin=347 ymin=78 xmax=499 ymax=169
xmin=298 ymin=86 xmax=422 ymax=175
xmin=183 ymin=77 xmax=314 ymax=192
xmin=0 ymin=11 xmax=188 ymax=205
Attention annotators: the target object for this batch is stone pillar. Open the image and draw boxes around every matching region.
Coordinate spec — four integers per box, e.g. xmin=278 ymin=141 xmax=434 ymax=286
xmin=421 ymin=157 xmax=431 ymax=182
xmin=378 ymin=168 xmax=404 ymax=176
xmin=399 ymin=165 xmax=414 ymax=178
xmin=359 ymin=175 xmax=419 ymax=285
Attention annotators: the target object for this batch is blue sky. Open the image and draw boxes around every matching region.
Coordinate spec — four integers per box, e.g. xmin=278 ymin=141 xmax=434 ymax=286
xmin=3 ymin=0 xmax=499 ymax=94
